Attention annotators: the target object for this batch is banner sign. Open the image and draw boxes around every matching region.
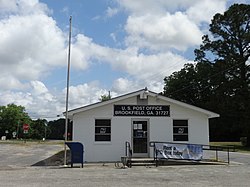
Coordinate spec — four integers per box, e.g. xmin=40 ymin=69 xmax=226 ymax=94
xmin=114 ymin=105 xmax=170 ymax=117
xmin=155 ymin=143 xmax=203 ymax=160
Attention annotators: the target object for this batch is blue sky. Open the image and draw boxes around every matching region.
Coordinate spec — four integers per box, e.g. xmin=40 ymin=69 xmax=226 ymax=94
xmin=0 ymin=0 xmax=248 ymax=119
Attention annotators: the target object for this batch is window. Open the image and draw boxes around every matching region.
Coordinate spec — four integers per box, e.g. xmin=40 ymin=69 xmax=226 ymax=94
xmin=95 ymin=119 xmax=111 ymax=141
xmin=173 ymin=120 xmax=188 ymax=141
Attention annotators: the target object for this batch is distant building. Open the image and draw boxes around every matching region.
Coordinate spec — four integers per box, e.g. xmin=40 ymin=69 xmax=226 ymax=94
xmin=67 ymin=88 xmax=219 ymax=162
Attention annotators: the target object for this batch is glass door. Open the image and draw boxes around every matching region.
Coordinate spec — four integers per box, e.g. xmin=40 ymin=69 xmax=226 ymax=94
xmin=132 ymin=120 xmax=148 ymax=156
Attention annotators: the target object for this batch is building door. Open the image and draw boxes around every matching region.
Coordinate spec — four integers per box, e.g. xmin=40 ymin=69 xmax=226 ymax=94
xmin=132 ymin=120 xmax=148 ymax=157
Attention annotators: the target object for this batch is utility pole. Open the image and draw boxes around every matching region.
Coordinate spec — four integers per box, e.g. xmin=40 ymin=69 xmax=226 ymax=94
xmin=64 ymin=16 xmax=72 ymax=166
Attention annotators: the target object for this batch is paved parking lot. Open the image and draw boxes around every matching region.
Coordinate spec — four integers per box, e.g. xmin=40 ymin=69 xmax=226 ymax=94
xmin=0 ymin=142 xmax=250 ymax=187
xmin=0 ymin=141 xmax=63 ymax=167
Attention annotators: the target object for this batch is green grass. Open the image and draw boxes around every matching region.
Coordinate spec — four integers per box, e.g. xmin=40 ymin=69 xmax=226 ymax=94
xmin=210 ymin=142 xmax=250 ymax=153
xmin=0 ymin=139 xmax=64 ymax=145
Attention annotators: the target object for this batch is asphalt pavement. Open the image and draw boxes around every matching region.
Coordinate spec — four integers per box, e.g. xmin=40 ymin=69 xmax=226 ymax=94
xmin=0 ymin=141 xmax=63 ymax=167
xmin=0 ymin=141 xmax=250 ymax=187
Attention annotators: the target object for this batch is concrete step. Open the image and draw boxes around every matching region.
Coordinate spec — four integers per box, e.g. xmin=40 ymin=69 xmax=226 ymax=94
xmin=128 ymin=158 xmax=156 ymax=167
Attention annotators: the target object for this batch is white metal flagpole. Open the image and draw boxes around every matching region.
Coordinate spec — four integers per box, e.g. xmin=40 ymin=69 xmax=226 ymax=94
xmin=64 ymin=16 xmax=72 ymax=166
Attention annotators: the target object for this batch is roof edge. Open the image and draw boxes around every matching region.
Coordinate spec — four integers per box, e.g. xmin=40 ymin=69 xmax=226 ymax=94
xmin=65 ymin=88 xmax=220 ymax=119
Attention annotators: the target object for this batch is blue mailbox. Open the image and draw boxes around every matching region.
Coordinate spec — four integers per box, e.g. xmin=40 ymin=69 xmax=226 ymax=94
xmin=65 ymin=142 xmax=84 ymax=167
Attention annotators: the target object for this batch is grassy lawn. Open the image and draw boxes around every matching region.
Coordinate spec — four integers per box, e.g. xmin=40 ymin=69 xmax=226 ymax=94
xmin=0 ymin=139 xmax=64 ymax=145
xmin=210 ymin=142 xmax=250 ymax=153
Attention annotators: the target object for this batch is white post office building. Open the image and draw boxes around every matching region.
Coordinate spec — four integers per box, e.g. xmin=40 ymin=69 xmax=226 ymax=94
xmin=68 ymin=88 xmax=219 ymax=162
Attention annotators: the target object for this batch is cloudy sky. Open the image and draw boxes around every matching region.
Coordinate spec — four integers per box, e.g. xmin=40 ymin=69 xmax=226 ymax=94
xmin=0 ymin=0 xmax=247 ymax=119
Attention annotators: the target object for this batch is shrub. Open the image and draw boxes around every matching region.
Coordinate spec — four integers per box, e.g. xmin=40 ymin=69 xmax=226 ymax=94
xmin=240 ymin=137 xmax=247 ymax=146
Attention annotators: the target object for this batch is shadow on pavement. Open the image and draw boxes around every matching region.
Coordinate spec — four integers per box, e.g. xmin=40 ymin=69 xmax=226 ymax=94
xmin=32 ymin=150 xmax=71 ymax=166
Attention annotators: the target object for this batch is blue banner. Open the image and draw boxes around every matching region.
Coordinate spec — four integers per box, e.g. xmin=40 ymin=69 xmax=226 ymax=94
xmin=155 ymin=143 xmax=203 ymax=161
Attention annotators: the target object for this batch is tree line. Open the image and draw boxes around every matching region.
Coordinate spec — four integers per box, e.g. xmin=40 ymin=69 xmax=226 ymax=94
xmin=163 ymin=4 xmax=250 ymax=145
xmin=0 ymin=104 xmax=71 ymax=140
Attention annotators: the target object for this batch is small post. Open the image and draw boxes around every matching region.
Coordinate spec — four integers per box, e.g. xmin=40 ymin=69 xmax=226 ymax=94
xmin=125 ymin=142 xmax=127 ymax=156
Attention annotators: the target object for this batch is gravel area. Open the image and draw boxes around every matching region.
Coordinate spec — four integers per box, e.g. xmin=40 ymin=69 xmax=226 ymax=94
xmin=0 ymin=141 xmax=250 ymax=186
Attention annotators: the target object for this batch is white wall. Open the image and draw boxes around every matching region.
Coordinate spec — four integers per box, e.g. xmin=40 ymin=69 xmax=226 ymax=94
xmin=72 ymin=95 xmax=210 ymax=162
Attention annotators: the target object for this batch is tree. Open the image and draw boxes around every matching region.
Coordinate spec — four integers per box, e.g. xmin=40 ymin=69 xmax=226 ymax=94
xmin=29 ymin=119 xmax=51 ymax=140
xmin=195 ymin=4 xmax=250 ymax=144
xmin=163 ymin=4 xmax=250 ymax=143
xmin=163 ymin=63 xmax=212 ymax=106
xmin=47 ymin=118 xmax=72 ymax=140
xmin=99 ymin=92 xmax=112 ymax=102
xmin=0 ymin=104 xmax=31 ymax=138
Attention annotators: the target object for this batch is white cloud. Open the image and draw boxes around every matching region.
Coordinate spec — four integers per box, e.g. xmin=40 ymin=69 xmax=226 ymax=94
xmin=125 ymin=13 xmax=203 ymax=51
xmin=112 ymin=77 xmax=164 ymax=95
xmin=0 ymin=2 xmax=67 ymax=90
xmin=227 ymin=0 xmax=249 ymax=5
xmin=0 ymin=1 xmax=119 ymax=118
xmin=117 ymin=0 xmax=201 ymax=15
xmin=30 ymin=81 xmax=54 ymax=101
xmin=92 ymin=6 xmax=119 ymax=21
xmin=187 ymin=0 xmax=226 ymax=24
xmin=0 ymin=0 xmax=51 ymax=16
xmin=106 ymin=6 xmax=119 ymax=18
xmin=0 ymin=0 xmax=18 ymax=13
xmin=0 ymin=80 xmax=60 ymax=119
xmin=0 ymin=75 xmax=29 ymax=90
xmin=0 ymin=0 xmax=233 ymax=119
xmin=65 ymin=81 xmax=119 ymax=110
xmin=106 ymin=48 xmax=190 ymax=82
xmin=117 ymin=0 xmax=228 ymax=52
xmin=28 ymin=81 xmax=59 ymax=118
xmin=0 ymin=80 xmax=63 ymax=119
xmin=110 ymin=32 xmax=117 ymax=42
xmin=70 ymin=34 xmax=96 ymax=70
xmin=71 ymin=35 xmax=190 ymax=86
xmin=64 ymin=33 xmax=191 ymax=97
xmin=0 ymin=91 xmax=33 ymax=107
xmin=112 ymin=78 xmax=139 ymax=93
